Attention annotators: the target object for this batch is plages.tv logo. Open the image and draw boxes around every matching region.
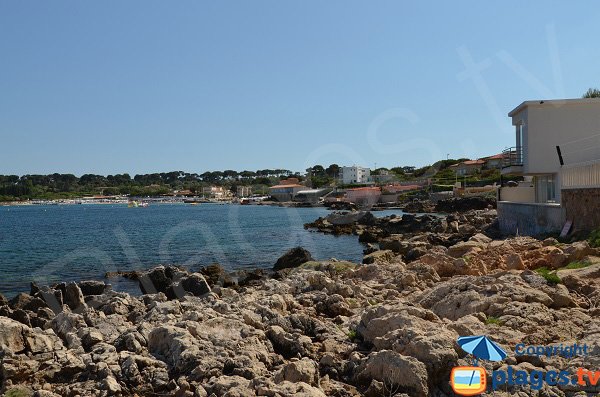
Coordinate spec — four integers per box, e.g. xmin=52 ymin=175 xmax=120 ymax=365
xmin=450 ymin=335 xmax=507 ymax=396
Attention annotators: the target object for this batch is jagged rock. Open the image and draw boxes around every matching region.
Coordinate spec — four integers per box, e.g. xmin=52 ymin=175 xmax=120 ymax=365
xmin=447 ymin=240 xmax=485 ymax=258
xmin=362 ymin=250 xmax=395 ymax=265
xmin=79 ymin=328 xmax=104 ymax=350
xmin=266 ymin=325 xmax=312 ymax=358
xmin=78 ymin=280 xmax=109 ymax=296
xmin=200 ymin=264 xmax=235 ymax=287
xmin=563 ymin=241 xmax=598 ymax=261
xmin=50 ymin=312 xmax=87 ymax=341
xmin=9 ymin=293 xmax=47 ymax=312
xmin=101 ymin=376 xmax=122 ymax=394
xmin=9 ymin=308 xmax=31 ymax=327
xmin=505 ymin=253 xmax=525 ymax=270
xmin=273 ymin=247 xmax=314 ymax=270
xmin=358 ymin=230 xmax=378 ymax=243
xmin=205 ymin=375 xmax=253 ymax=397
xmin=180 ymin=274 xmax=211 ymax=297
xmin=64 ymin=282 xmax=86 ymax=311
xmin=0 ymin=292 xmax=7 ymax=306
xmin=274 ymin=358 xmax=320 ymax=386
xmin=435 ymin=196 xmax=496 ymax=212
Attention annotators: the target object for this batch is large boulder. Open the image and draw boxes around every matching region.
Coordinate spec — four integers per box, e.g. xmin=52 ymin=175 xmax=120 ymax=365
xmin=274 ymin=247 xmax=314 ymax=271
xmin=9 ymin=293 xmax=47 ymax=312
xmin=180 ymin=274 xmax=211 ymax=297
xmin=363 ymin=250 xmax=395 ymax=265
xmin=78 ymin=280 xmax=109 ymax=296
xmin=274 ymin=358 xmax=320 ymax=386
xmin=138 ymin=266 xmax=173 ymax=295
xmin=447 ymin=240 xmax=485 ymax=258
xmin=0 ymin=317 xmax=26 ymax=353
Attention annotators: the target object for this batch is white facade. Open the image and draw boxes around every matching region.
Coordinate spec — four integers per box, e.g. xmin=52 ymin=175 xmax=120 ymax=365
xmin=339 ymin=166 xmax=371 ymax=185
xmin=504 ymin=98 xmax=600 ymax=203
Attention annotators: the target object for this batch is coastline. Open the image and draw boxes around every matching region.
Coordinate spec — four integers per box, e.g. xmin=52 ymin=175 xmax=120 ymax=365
xmin=1 ymin=209 xmax=599 ymax=396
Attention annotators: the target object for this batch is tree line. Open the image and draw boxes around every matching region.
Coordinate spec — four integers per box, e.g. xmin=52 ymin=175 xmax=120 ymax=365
xmin=0 ymin=159 xmax=477 ymax=201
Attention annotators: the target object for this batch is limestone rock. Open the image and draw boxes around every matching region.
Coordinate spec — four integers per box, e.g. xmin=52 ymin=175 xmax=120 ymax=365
xmin=64 ymin=282 xmax=86 ymax=311
xmin=0 ymin=316 xmax=26 ymax=353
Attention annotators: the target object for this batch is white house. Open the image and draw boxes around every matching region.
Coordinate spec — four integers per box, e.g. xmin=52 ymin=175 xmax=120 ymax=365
xmin=498 ymin=98 xmax=600 ymax=234
xmin=339 ymin=166 xmax=371 ymax=185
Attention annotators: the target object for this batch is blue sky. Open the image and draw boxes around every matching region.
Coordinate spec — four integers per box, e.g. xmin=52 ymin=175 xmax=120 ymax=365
xmin=1 ymin=1 xmax=599 ymax=175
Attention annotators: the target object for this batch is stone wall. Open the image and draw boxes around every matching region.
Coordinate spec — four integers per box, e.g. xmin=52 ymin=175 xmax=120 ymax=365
xmin=562 ymin=188 xmax=600 ymax=231
xmin=497 ymin=201 xmax=565 ymax=236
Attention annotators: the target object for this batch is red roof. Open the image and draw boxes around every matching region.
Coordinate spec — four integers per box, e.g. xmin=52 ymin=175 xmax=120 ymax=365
xmin=270 ymin=184 xmax=304 ymax=189
xmin=462 ymin=160 xmax=485 ymax=165
xmin=482 ymin=153 xmax=504 ymax=160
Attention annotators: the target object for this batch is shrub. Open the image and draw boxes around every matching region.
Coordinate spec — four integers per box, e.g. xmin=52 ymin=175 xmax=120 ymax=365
xmin=535 ymin=267 xmax=562 ymax=284
xmin=588 ymin=228 xmax=600 ymax=248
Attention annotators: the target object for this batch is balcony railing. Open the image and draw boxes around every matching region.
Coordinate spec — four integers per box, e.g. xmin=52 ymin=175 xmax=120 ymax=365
xmin=502 ymin=146 xmax=523 ymax=168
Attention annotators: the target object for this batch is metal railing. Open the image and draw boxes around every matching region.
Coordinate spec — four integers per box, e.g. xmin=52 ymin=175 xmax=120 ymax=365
xmin=502 ymin=147 xmax=523 ymax=168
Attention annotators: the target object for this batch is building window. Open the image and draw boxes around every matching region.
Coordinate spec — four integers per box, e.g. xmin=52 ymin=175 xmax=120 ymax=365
xmin=535 ymin=175 xmax=556 ymax=203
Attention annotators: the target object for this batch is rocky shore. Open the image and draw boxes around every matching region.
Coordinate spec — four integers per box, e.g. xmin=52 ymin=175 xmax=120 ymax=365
xmin=1 ymin=211 xmax=600 ymax=396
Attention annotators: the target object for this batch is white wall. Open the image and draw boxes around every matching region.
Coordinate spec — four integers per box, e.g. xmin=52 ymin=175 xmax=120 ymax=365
xmin=512 ymin=102 xmax=600 ymax=175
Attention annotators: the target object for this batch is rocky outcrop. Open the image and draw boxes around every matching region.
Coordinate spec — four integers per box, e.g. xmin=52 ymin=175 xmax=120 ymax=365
xmin=1 ymin=236 xmax=599 ymax=397
xmin=435 ymin=195 xmax=496 ymax=212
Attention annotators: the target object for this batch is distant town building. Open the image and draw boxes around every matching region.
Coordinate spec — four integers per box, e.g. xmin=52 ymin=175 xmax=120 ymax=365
xmin=202 ymin=186 xmax=228 ymax=199
xmin=481 ymin=153 xmax=505 ymax=170
xmin=339 ymin=166 xmax=371 ymax=184
xmin=345 ymin=187 xmax=381 ymax=208
xmin=236 ymin=186 xmax=252 ymax=197
xmin=371 ymin=169 xmax=396 ymax=184
xmin=449 ymin=160 xmax=485 ymax=176
xmin=269 ymin=178 xmax=305 ymax=202
xmin=293 ymin=188 xmax=331 ymax=204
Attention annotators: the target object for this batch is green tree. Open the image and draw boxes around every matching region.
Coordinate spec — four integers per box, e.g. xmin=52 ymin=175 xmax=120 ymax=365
xmin=583 ymin=88 xmax=600 ymax=98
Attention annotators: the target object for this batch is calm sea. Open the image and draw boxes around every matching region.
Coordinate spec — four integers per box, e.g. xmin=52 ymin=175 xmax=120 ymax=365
xmin=0 ymin=203 xmax=403 ymax=297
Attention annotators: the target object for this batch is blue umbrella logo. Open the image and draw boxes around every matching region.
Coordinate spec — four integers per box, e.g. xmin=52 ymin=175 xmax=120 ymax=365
xmin=458 ymin=335 xmax=507 ymax=366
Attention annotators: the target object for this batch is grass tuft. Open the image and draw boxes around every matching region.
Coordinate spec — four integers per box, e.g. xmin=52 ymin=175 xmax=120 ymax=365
xmin=485 ymin=316 xmax=502 ymax=325
xmin=535 ymin=266 xmax=562 ymax=284
xmin=564 ymin=261 xmax=592 ymax=270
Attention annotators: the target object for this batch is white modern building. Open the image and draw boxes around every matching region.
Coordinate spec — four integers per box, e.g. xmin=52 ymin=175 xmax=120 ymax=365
xmin=498 ymin=98 xmax=600 ymax=234
xmin=339 ymin=166 xmax=371 ymax=185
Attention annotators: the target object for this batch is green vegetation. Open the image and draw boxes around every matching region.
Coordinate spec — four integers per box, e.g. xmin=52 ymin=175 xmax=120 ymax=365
xmin=583 ymin=88 xmax=600 ymax=98
xmin=588 ymin=227 xmax=600 ymax=248
xmin=564 ymin=261 xmax=592 ymax=270
xmin=347 ymin=330 xmax=358 ymax=340
xmin=535 ymin=267 xmax=562 ymax=284
xmin=485 ymin=316 xmax=502 ymax=325
xmin=4 ymin=388 xmax=31 ymax=397
xmin=0 ymin=170 xmax=302 ymax=202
